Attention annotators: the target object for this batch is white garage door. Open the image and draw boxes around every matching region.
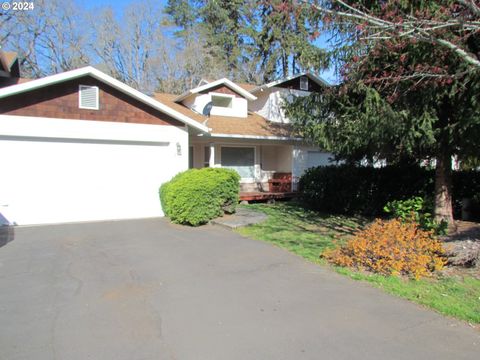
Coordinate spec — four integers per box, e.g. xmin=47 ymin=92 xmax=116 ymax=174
xmin=0 ymin=117 xmax=187 ymax=225
xmin=306 ymin=151 xmax=333 ymax=169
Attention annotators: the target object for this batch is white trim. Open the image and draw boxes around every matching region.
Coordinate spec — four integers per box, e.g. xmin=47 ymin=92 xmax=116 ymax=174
xmin=0 ymin=114 xmax=179 ymax=143
xmin=208 ymin=142 xmax=215 ymax=168
xmin=250 ymin=72 xmax=330 ymax=93
xmin=209 ymin=133 xmax=302 ymax=141
xmin=78 ymin=85 xmax=99 ymax=110
xmin=0 ymin=66 xmax=209 ymax=133
xmin=174 ymin=78 xmax=257 ymax=102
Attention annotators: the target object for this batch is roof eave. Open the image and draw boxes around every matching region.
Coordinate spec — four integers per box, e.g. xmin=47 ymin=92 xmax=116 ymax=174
xmin=173 ymin=78 xmax=257 ymax=102
xmin=208 ymin=133 xmax=302 ymax=141
xmin=250 ymin=72 xmax=331 ymax=93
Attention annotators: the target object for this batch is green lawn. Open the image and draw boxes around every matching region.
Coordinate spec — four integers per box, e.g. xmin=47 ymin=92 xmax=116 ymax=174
xmin=236 ymin=202 xmax=480 ymax=324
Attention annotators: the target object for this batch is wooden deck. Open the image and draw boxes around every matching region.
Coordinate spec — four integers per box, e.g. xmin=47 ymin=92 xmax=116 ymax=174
xmin=239 ymin=191 xmax=298 ymax=202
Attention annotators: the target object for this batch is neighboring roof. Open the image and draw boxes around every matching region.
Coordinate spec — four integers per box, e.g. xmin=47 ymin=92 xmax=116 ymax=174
xmin=174 ymin=78 xmax=257 ymax=102
xmin=0 ymin=51 xmax=18 ymax=73
xmin=154 ymin=92 xmax=296 ymax=139
xmin=250 ymin=72 xmax=330 ymax=93
xmin=236 ymin=82 xmax=258 ymax=92
xmin=0 ymin=77 xmax=31 ymax=88
xmin=0 ymin=66 xmax=209 ymax=133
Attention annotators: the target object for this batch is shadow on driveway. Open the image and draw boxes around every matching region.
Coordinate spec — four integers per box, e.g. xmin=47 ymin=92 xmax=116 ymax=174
xmin=0 ymin=212 xmax=14 ymax=247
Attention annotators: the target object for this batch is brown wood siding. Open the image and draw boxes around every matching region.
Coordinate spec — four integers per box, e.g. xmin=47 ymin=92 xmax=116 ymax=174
xmin=199 ymin=85 xmax=243 ymax=98
xmin=276 ymin=76 xmax=325 ymax=93
xmin=0 ymin=76 xmax=184 ymax=126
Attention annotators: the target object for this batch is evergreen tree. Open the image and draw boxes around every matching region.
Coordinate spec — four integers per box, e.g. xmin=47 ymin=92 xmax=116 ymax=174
xmin=255 ymin=0 xmax=326 ymax=82
xmin=286 ymin=0 xmax=480 ymax=226
xmin=164 ymin=0 xmax=327 ymax=82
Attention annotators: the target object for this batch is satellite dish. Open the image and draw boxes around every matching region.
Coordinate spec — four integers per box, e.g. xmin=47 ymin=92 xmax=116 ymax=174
xmin=203 ymin=102 xmax=213 ymax=116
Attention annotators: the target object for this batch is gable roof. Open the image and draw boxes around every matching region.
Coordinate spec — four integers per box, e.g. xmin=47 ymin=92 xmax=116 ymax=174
xmin=0 ymin=66 xmax=209 ymax=133
xmin=154 ymin=92 xmax=296 ymax=139
xmin=250 ymin=72 xmax=330 ymax=93
xmin=236 ymin=82 xmax=258 ymax=92
xmin=174 ymin=78 xmax=257 ymax=102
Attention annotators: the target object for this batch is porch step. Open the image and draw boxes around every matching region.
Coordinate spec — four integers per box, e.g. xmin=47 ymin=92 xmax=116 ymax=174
xmin=211 ymin=207 xmax=268 ymax=229
xmin=239 ymin=191 xmax=298 ymax=202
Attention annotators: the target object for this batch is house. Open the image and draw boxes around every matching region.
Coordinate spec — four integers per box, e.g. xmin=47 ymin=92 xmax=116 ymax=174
xmin=154 ymin=73 xmax=333 ymax=193
xmin=0 ymin=54 xmax=332 ymax=225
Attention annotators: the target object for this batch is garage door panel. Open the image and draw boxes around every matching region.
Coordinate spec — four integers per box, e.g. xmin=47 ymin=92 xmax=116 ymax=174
xmin=0 ymin=138 xmax=178 ymax=225
xmin=306 ymin=151 xmax=334 ymax=169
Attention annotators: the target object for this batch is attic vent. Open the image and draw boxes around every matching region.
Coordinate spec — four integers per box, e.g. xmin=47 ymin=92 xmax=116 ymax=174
xmin=300 ymin=76 xmax=308 ymax=91
xmin=79 ymin=85 xmax=99 ymax=110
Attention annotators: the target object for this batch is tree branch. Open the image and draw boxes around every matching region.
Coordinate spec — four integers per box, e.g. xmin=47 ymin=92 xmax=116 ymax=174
xmin=304 ymin=0 xmax=480 ymax=71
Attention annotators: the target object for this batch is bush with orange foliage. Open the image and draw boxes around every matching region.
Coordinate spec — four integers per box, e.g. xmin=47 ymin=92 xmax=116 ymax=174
xmin=323 ymin=218 xmax=446 ymax=279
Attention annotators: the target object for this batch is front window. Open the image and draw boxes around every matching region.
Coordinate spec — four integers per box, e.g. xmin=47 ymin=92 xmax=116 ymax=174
xmin=204 ymin=146 xmax=210 ymax=167
xmin=189 ymin=146 xmax=194 ymax=168
xmin=221 ymin=147 xmax=255 ymax=179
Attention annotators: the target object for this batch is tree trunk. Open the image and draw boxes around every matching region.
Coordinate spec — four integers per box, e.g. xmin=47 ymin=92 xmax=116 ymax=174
xmin=434 ymin=150 xmax=455 ymax=228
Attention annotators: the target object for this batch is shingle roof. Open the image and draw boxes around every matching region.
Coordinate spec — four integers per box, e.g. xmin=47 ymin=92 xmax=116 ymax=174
xmin=153 ymin=92 xmax=294 ymax=138
xmin=0 ymin=77 xmax=31 ymax=88
xmin=236 ymin=82 xmax=258 ymax=92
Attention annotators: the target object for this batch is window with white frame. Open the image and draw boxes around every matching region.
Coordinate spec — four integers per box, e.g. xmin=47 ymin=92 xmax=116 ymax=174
xmin=204 ymin=146 xmax=210 ymax=167
xmin=211 ymin=94 xmax=233 ymax=108
xmin=189 ymin=146 xmax=194 ymax=169
xmin=79 ymin=85 xmax=99 ymax=110
xmin=299 ymin=76 xmax=309 ymax=91
xmin=221 ymin=147 xmax=255 ymax=179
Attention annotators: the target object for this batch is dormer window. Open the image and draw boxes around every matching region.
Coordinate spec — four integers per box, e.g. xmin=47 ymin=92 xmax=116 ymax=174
xmin=79 ymin=85 xmax=99 ymax=110
xmin=211 ymin=94 xmax=233 ymax=108
xmin=300 ymin=76 xmax=308 ymax=91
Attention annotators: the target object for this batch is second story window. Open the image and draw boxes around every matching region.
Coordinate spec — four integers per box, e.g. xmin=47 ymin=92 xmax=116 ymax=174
xmin=211 ymin=94 xmax=233 ymax=108
xmin=300 ymin=76 xmax=309 ymax=91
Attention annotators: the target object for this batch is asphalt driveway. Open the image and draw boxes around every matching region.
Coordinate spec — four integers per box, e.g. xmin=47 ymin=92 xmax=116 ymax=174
xmin=0 ymin=218 xmax=478 ymax=360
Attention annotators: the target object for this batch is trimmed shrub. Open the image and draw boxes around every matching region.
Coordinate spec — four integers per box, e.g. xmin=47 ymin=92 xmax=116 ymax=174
xmin=323 ymin=219 xmax=446 ymax=279
xmin=299 ymin=165 xmax=480 ymax=217
xmin=299 ymin=165 xmax=433 ymax=216
xmin=159 ymin=168 xmax=240 ymax=226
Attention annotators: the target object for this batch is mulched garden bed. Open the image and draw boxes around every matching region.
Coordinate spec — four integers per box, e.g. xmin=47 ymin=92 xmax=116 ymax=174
xmin=441 ymin=221 xmax=480 ymax=278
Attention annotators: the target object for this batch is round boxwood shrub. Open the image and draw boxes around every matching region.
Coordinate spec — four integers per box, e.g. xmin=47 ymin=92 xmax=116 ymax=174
xmin=159 ymin=168 xmax=240 ymax=226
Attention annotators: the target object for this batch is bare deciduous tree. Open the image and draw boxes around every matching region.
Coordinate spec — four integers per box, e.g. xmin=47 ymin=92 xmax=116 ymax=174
xmin=1 ymin=0 xmax=239 ymax=93
xmin=1 ymin=0 xmax=90 ymax=77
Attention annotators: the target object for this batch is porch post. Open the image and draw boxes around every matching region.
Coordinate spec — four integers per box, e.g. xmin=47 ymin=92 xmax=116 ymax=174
xmin=209 ymin=143 xmax=215 ymax=168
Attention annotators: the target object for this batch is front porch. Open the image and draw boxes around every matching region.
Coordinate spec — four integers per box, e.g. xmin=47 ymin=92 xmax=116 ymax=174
xmin=239 ymin=190 xmax=298 ymax=202
xmin=189 ymin=138 xmax=300 ymax=195
xmin=188 ymin=137 xmax=333 ymax=202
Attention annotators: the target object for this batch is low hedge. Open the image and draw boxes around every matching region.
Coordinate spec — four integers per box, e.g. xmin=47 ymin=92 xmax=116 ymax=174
xmin=159 ymin=168 xmax=240 ymax=226
xmin=299 ymin=165 xmax=480 ymax=217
